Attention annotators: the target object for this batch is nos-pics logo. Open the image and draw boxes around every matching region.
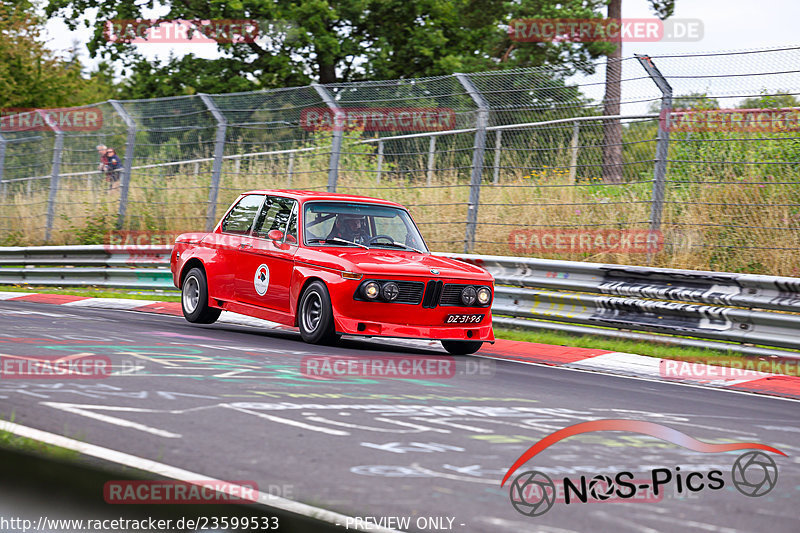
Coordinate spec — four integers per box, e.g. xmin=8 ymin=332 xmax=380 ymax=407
xmin=502 ymin=419 xmax=784 ymax=517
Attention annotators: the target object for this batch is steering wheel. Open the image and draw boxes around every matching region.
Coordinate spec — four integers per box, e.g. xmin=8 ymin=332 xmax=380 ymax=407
xmin=367 ymin=234 xmax=396 ymax=245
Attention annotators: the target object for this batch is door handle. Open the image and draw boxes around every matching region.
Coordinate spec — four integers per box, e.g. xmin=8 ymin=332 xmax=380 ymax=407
xmin=239 ymin=243 xmax=251 ymax=249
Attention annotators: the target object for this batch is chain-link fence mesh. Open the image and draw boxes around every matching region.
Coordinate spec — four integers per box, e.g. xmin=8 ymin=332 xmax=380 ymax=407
xmin=1 ymin=46 xmax=799 ymax=275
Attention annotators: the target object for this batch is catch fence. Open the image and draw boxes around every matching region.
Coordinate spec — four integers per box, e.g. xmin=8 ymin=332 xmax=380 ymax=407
xmin=1 ymin=46 xmax=800 ymax=275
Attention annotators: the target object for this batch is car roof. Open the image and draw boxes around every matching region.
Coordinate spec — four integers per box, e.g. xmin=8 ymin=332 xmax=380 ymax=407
xmin=241 ymin=189 xmax=405 ymax=208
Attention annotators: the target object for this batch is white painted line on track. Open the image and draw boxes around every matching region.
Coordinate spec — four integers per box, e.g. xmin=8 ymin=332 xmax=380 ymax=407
xmin=0 ymin=291 xmax=35 ymax=299
xmin=0 ymin=419 xmax=401 ymax=533
xmin=63 ymin=298 xmax=150 ymax=310
xmin=471 ymin=352 xmax=800 ymax=404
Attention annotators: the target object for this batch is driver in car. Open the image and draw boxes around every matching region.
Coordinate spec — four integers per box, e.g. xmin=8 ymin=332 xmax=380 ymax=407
xmin=327 ymin=214 xmax=371 ymax=245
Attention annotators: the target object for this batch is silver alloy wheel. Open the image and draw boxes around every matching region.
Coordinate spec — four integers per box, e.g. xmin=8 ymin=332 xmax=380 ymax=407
xmin=183 ymin=275 xmax=200 ymax=313
xmin=302 ymin=291 xmax=322 ymax=332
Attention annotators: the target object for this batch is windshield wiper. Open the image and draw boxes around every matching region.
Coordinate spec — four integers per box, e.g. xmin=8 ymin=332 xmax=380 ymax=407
xmin=309 ymin=237 xmax=369 ymax=249
xmin=372 ymin=241 xmax=425 ymax=254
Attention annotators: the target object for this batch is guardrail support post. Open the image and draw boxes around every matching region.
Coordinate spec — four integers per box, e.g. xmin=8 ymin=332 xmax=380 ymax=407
xmin=200 ymin=95 xmax=228 ymax=230
xmin=455 ymin=73 xmax=489 ymax=253
xmin=39 ymin=110 xmax=64 ymax=242
xmin=312 ymin=83 xmax=343 ymax=192
xmin=110 ymin=101 xmax=136 ymax=229
xmin=636 ymin=54 xmax=673 ymax=263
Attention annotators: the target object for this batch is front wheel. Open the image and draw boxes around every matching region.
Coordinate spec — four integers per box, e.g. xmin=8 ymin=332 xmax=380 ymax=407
xmin=181 ymin=267 xmax=221 ymax=324
xmin=298 ymin=281 xmax=340 ymax=345
xmin=441 ymin=340 xmax=483 ymax=355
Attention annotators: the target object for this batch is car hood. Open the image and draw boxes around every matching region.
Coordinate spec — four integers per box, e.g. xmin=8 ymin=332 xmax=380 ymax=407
xmin=298 ymin=248 xmax=493 ymax=282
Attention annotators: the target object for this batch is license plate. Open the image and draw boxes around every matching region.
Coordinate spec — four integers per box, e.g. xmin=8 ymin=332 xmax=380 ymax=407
xmin=444 ymin=314 xmax=484 ymax=324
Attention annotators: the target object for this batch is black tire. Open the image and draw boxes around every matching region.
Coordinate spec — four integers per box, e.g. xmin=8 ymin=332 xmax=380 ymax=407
xmin=181 ymin=267 xmax=221 ymax=324
xmin=298 ymin=281 xmax=340 ymax=345
xmin=441 ymin=340 xmax=483 ymax=355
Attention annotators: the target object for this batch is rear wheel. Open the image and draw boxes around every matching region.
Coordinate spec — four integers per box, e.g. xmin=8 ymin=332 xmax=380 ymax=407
xmin=441 ymin=340 xmax=483 ymax=355
xmin=181 ymin=267 xmax=221 ymax=324
xmin=298 ymin=281 xmax=340 ymax=345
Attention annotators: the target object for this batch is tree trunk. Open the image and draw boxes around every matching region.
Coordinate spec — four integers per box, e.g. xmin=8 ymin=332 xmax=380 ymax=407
xmin=602 ymin=0 xmax=623 ymax=183
xmin=318 ymin=62 xmax=337 ymax=85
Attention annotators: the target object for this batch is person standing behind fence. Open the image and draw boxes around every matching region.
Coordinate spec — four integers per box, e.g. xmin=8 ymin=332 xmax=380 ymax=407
xmin=96 ymin=145 xmax=109 ymax=175
xmin=105 ymin=147 xmax=122 ymax=190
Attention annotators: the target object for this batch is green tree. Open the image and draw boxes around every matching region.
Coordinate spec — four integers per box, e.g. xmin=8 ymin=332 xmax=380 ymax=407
xmin=0 ymin=0 xmax=115 ymax=109
xmin=46 ymin=0 xmax=613 ymax=95
xmin=739 ymin=92 xmax=800 ymax=109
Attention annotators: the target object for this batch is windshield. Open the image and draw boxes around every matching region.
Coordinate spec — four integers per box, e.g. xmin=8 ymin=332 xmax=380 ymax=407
xmin=303 ymin=202 xmax=428 ymax=252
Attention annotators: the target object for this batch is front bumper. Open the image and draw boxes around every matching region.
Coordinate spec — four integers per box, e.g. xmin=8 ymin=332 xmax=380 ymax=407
xmin=334 ymin=316 xmax=494 ymax=342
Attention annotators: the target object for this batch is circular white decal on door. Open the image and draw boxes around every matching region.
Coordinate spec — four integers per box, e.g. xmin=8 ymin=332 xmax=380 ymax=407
xmin=254 ymin=264 xmax=270 ymax=296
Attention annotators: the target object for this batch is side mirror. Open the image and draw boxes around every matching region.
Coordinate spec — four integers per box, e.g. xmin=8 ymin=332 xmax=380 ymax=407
xmin=267 ymin=229 xmax=284 ymax=242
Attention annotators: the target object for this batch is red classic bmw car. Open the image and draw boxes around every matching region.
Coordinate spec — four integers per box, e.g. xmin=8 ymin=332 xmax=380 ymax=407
xmin=170 ymin=190 xmax=494 ymax=354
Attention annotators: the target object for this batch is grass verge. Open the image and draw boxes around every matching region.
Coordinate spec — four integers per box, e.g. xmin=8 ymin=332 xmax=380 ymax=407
xmin=0 ymin=284 xmax=180 ymax=302
xmin=0 ymin=414 xmax=80 ymax=461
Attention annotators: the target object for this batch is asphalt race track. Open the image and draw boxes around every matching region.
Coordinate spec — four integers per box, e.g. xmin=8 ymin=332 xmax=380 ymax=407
xmin=1 ymin=298 xmax=798 ymax=533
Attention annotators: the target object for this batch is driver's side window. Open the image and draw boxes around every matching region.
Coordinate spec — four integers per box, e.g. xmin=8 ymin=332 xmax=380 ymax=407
xmin=252 ymin=196 xmax=297 ymax=239
xmin=221 ymin=195 xmax=265 ymax=235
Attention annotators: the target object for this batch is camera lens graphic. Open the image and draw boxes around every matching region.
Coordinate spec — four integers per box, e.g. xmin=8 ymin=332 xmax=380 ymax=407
xmin=731 ymin=451 xmax=778 ymax=497
xmin=588 ymin=474 xmax=615 ymax=501
xmin=509 ymin=471 xmax=556 ymax=517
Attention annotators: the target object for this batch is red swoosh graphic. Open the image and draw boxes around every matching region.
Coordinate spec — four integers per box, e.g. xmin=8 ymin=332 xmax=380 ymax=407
xmin=501 ymin=419 xmax=786 ymax=486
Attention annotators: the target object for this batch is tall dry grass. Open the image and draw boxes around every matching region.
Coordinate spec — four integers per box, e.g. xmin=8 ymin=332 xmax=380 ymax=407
xmin=2 ymin=139 xmax=799 ymax=276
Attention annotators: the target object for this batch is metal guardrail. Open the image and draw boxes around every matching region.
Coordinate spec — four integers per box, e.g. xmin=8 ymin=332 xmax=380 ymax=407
xmin=442 ymin=253 xmax=800 ymax=359
xmin=1 ymin=246 xmax=799 ymax=358
xmin=0 ymin=245 xmax=173 ymax=290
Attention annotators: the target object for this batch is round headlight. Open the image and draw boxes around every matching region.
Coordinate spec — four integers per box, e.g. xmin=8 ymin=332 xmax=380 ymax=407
xmin=363 ymin=281 xmax=380 ymax=299
xmin=382 ymin=282 xmax=400 ymax=301
xmin=477 ymin=287 xmax=491 ymax=305
xmin=460 ymin=286 xmax=477 ymax=306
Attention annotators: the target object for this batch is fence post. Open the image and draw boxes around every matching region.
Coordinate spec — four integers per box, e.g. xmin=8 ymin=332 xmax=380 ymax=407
xmin=376 ymin=140 xmax=384 ymax=183
xmin=0 ymin=130 xmax=6 ymax=200
xmin=492 ymin=130 xmax=502 ymax=185
xmin=568 ymin=122 xmax=580 ymax=185
xmin=426 ymin=136 xmax=436 ymax=186
xmin=39 ymin=110 xmax=64 ymax=242
xmin=636 ymin=54 xmax=673 ymax=263
xmin=312 ymin=83 xmax=342 ymax=192
xmin=109 ymin=101 xmax=136 ymax=229
xmin=199 ymin=94 xmax=228 ymax=230
xmin=455 ymin=73 xmax=489 ymax=253
xmin=287 ymin=152 xmax=295 ymax=187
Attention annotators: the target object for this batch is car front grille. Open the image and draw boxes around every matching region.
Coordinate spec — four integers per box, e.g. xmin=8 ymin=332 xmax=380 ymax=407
xmin=439 ymin=284 xmax=470 ymax=306
xmin=422 ymin=280 xmax=444 ymax=308
xmin=395 ymin=281 xmax=425 ymax=304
